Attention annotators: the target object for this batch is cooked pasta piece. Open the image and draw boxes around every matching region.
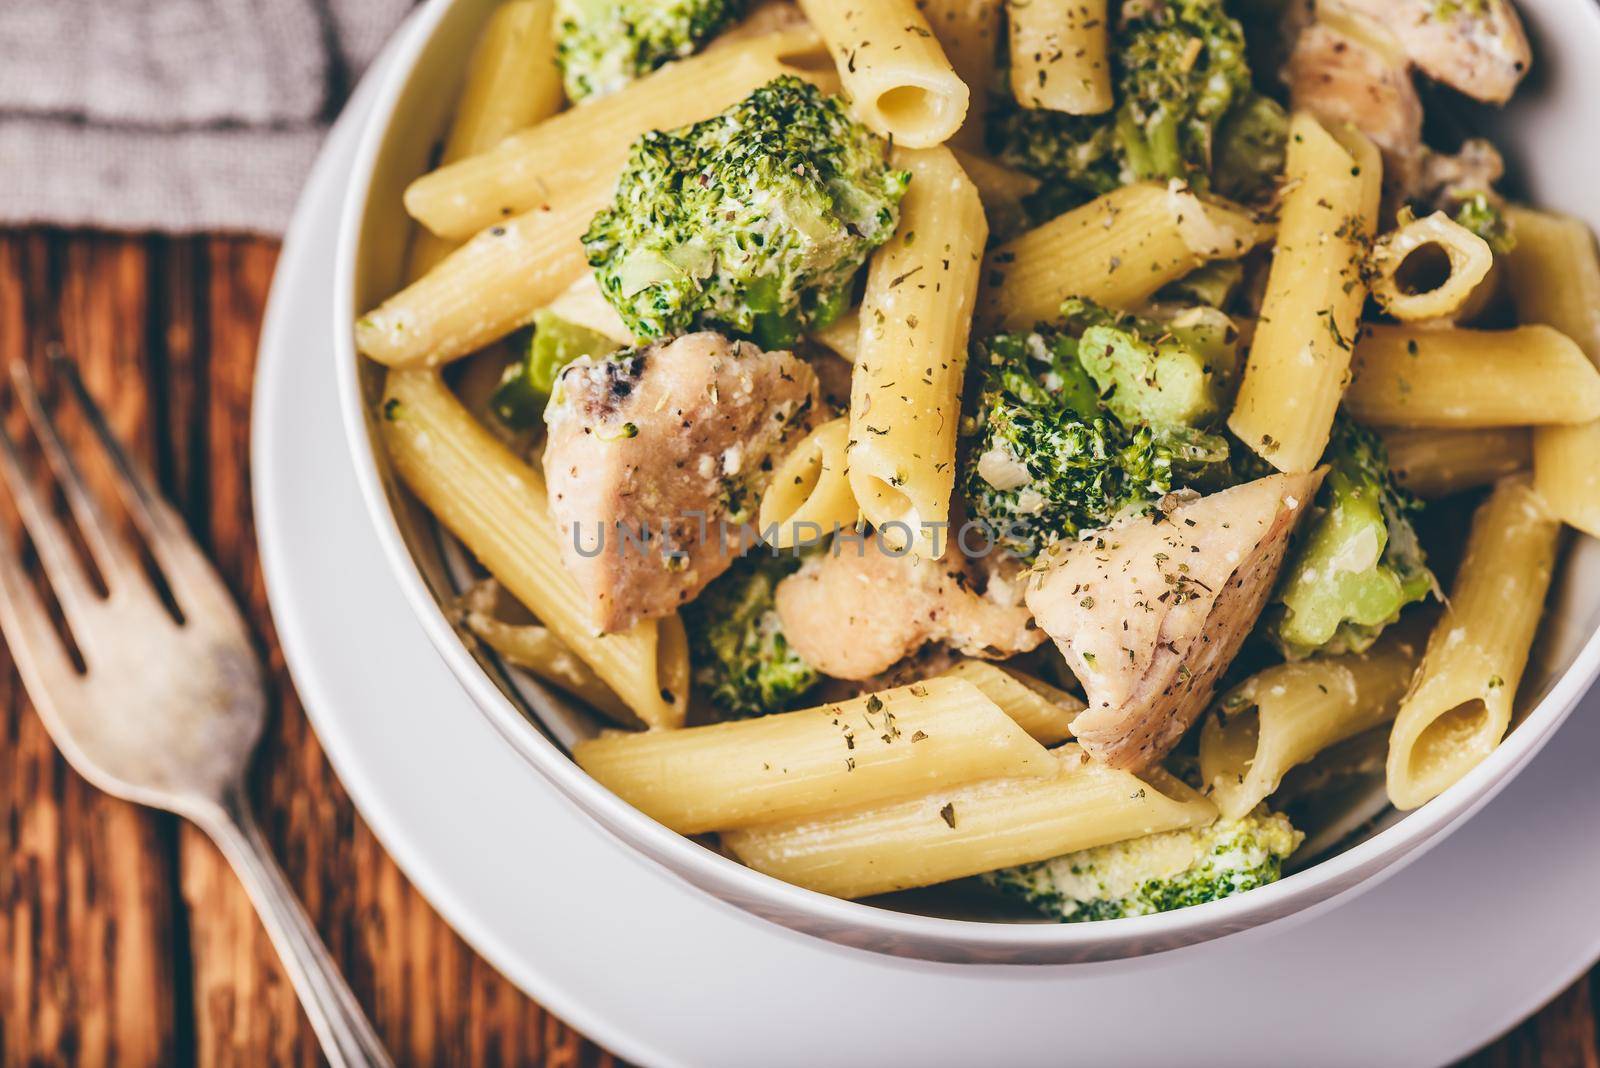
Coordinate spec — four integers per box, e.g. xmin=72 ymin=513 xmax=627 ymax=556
xmin=1007 ymin=0 xmax=1112 ymax=114
xmin=849 ymin=145 xmax=987 ymax=559
xmin=1502 ymin=205 xmax=1600 ymax=537
xmin=1344 ymin=324 xmax=1600 ymax=428
xmin=757 ymin=418 xmax=859 ymax=549
xmin=722 ymin=746 xmax=1216 ymax=898
xmin=407 ymin=0 xmax=566 ymax=278
xmin=1386 ymin=478 xmax=1560 ymax=810
xmin=380 ymin=369 xmax=689 ymax=728
xmin=1199 ymin=637 xmax=1421 ymax=820
xmin=938 ymin=660 xmax=1083 ymax=745
xmin=358 ymin=194 xmax=595 ymax=366
xmin=797 ymin=0 xmax=969 ymax=148
xmin=404 ymin=27 xmax=825 ymax=239
xmin=574 ymin=678 xmax=1051 ymax=833
xmin=1228 ymin=113 xmax=1381 ymax=473
xmin=811 ymin=309 xmax=859 ymax=362
xmin=916 ymin=0 xmax=1003 ymax=149
xmin=950 ymin=147 xmax=1040 ymax=240
xmin=982 ymin=180 xmax=1267 ymax=332
xmin=1381 ymin=427 xmax=1531 ymax=498
xmin=1368 ymin=211 xmax=1493 ymax=323
xmin=540 ymin=270 xmax=636 ymax=346
xmin=457 ymin=581 xmax=634 ymax=726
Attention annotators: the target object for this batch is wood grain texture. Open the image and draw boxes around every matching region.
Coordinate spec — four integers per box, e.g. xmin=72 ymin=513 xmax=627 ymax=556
xmin=0 ymin=226 xmax=1590 ymax=1067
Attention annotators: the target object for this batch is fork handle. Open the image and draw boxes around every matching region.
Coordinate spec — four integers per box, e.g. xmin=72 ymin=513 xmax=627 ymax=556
xmin=199 ymin=791 xmax=395 ymax=1068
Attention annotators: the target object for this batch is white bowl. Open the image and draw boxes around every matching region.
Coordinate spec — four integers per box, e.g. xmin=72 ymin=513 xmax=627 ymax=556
xmin=335 ymin=0 xmax=1600 ymax=964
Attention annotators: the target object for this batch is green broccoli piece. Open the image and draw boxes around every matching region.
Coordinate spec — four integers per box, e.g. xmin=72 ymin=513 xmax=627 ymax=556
xmin=1451 ymin=191 xmax=1517 ymax=255
xmin=960 ymin=307 xmax=1234 ymax=561
xmin=1266 ymin=419 xmax=1436 ymax=659
xmin=555 ymin=0 xmax=748 ymax=101
xmin=585 ymin=76 xmax=908 ymax=347
xmin=983 ymin=811 xmax=1303 ymax=921
xmin=988 ymin=0 xmax=1253 ymax=208
xmin=1212 ymin=93 xmax=1289 ymax=204
xmin=1158 ymin=259 xmax=1245 ymax=309
xmin=492 ymin=310 xmax=621 ymax=427
xmin=683 ymin=551 xmax=818 ymax=719
xmin=1064 ymin=297 xmax=1240 ymax=425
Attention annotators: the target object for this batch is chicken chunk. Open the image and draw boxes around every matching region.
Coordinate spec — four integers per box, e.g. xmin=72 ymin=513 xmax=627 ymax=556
xmin=1025 ymin=472 xmax=1324 ymax=771
xmin=1320 ymin=0 xmax=1531 ymax=104
xmin=544 ymin=331 xmax=818 ymax=633
xmin=1289 ymin=19 xmax=1425 ymax=191
xmin=774 ymin=532 xmax=1044 ymax=680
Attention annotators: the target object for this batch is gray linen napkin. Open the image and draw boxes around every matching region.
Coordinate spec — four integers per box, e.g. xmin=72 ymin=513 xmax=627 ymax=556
xmin=0 ymin=0 xmax=414 ymax=234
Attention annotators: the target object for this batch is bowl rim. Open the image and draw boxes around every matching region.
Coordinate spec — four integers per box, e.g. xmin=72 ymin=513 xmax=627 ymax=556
xmin=333 ymin=0 xmax=1600 ymax=957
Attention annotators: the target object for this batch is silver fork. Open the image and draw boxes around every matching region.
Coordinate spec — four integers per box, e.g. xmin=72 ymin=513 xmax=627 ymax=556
xmin=0 ymin=355 xmax=392 ymax=1068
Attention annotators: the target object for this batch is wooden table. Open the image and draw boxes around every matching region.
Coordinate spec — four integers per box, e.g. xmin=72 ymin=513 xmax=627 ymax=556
xmin=0 ymin=229 xmax=1593 ymax=1068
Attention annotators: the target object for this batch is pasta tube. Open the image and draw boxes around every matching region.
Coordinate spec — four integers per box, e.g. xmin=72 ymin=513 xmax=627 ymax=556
xmin=983 ymin=180 xmax=1267 ymax=331
xmin=404 ymin=28 xmax=825 ymax=239
xmin=951 ymin=147 xmax=1040 ymax=240
xmin=380 ymin=369 xmax=689 ymax=728
xmin=723 ymin=746 xmax=1216 ymax=898
xmin=917 ymin=0 xmax=1004 ymax=149
xmin=1344 ymin=324 xmax=1600 ymax=428
xmin=1381 ymin=427 xmax=1531 ymax=498
xmin=1367 ymin=211 xmax=1493 ymax=323
xmin=756 ymin=418 xmax=860 ymax=549
xmin=1228 ymin=113 xmax=1381 ymax=473
xmin=1386 ymin=478 xmax=1560 ymax=810
xmin=938 ymin=660 xmax=1083 ymax=745
xmin=574 ymin=679 xmax=1051 ymax=833
xmin=407 ymin=0 xmax=566 ymax=278
xmin=1502 ymin=206 xmax=1600 ymax=537
xmin=849 ymin=145 xmax=987 ymax=559
xmin=1200 ymin=637 xmax=1421 ymax=820
xmin=797 ymin=0 xmax=970 ymax=148
xmin=357 ymin=195 xmax=596 ymax=366
xmin=811 ymin=309 xmax=860 ymax=363
xmin=1007 ymin=0 xmax=1112 ymax=115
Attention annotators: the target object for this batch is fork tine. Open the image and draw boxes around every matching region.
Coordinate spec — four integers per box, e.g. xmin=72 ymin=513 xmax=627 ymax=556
xmin=11 ymin=359 xmax=140 ymax=590
xmin=0 ymin=415 xmax=101 ymax=631
xmin=51 ymin=353 xmax=230 ymax=622
xmin=0 ymin=522 xmax=81 ymax=690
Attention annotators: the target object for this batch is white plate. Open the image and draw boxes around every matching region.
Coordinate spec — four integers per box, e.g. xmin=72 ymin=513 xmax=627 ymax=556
xmin=254 ymin=35 xmax=1600 ymax=1068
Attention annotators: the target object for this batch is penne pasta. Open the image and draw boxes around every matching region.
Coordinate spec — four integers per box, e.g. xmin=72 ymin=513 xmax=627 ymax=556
xmin=574 ymin=679 xmax=1051 ymax=833
xmin=1228 ymin=113 xmax=1381 ymax=473
xmin=1007 ymin=0 xmax=1112 ymax=115
xmin=723 ymin=745 xmax=1216 ymax=898
xmin=982 ymin=180 xmax=1267 ymax=332
xmin=358 ymin=194 xmax=596 ymax=367
xmin=810 ymin=308 xmax=860 ymax=363
xmin=796 ymin=0 xmax=970 ymax=148
xmin=1501 ymin=206 xmax=1600 ymax=537
xmin=404 ymin=28 xmax=826 ymax=239
xmin=380 ymin=369 xmax=689 ymax=728
xmin=1386 ymin=478 xmax=1560 ymax=810
xmin=849 ymin=145 xmax=987 ymax=559
xmin=1344 ymin=324 xmax=1600 ymax=428
xmin=541 ymin=270 xmax=636 ymax=346
xmin=938 ymin=660 xmax=1083 ymax=746
xmin=1381 ymin=427 xmax=1531 ymax=499
xmin=1367 ymin=211 xmax=1493 ymax=323
xmin=950 ymin=147 xmax=1040 ymax=241
xmin=756 ymin=418 xmax=860 ymax=549
xmin=916 ymin=0 xmax=1004 ymax=150
xmin=1200 ymin=637 xmax=1421 ymax=820
xmin=407 ymin=0 xmax=566 ymax=279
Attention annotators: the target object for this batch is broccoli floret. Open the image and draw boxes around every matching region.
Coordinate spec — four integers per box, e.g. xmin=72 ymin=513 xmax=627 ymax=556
xmin=960 ymin=303 xmax=1235 ymax=561
xmin=1158 ymin=259 xmax=1245 ymax=309
xmin=1064 ymin=297 xmax=1240 ymax=425
xmin=1265 ymin=419 xmax=1436 ymax=659
xmin=988 ymin=0 xmax=1255 ymax=210
xmin=1212 ymin=93 xmax=1289 ymax=204
xmin=585 ymin=76 xmax=908 ymax=347
xmin=1451 ymin=191 xmax=1517 ymax=255
xmin=983 ymin=811 xmax=1303 ymax=921
xmin=555 ymin=0 xmax=748 ymax=101
xmin=492 ymin=310 xmax=621 ymax=427
xmin=683 ymin=551 xmax=818 ymax=719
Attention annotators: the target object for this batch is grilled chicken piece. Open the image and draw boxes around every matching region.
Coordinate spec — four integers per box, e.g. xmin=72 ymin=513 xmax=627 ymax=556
xmin=1320 ymin=0 xmax=1531 ymax=104
xmin=1025 ymin=472 xmax=1324 ymax=771
xmin=774 ymin=532 xmax=1044 ymax=680
xmin=544 ymin=331 xmax=818 ymax=633
xmin=1419 ymin=138 xmax=1505 ymax=202
xmin=1290 ymin=18 xmax=1425 ymax=191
